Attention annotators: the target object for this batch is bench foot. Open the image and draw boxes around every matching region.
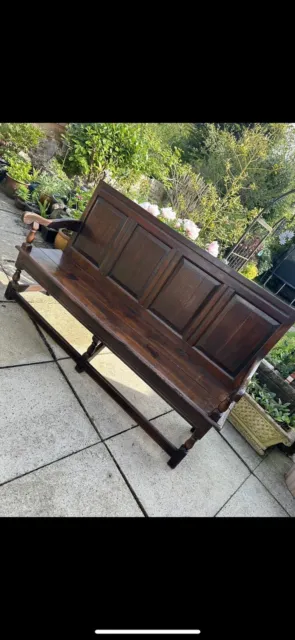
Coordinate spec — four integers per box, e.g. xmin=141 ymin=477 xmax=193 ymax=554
xmin=75 ymin=336 xmax=104 ymax=373
xmin=5 ymin=281 xmax=17 ymax=300
xmin=4 ymin=267 xmax=22 ymax=300
xmin=167 ymin=445 xmax=188 ymax=469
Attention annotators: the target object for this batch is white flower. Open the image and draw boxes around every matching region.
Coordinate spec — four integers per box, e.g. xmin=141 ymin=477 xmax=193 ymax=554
xmin=206 ymin=241 xmax=219 ymax=257
xmin=148 ymin=204 xmax=161 ymax=217
xmin=174 ymin=219 xmax=181 ymax=228
xmin=140 ymin=202 xmax=151 ymax=211
xmin=161 ymin=207 xmax=176 ymax=221
xmin=139 ymin=202 xmax=160 ymax=217
xmin=183 ymin=219 xmax=201 ymax=241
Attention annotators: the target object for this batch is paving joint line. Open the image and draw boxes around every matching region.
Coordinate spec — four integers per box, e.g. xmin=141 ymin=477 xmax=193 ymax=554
xmin=218 ymin=427 xmax=291 ymax=515
xmin=251 ymin=473 xmax=291 ymax=517
xmin=0 ymin=441 xmax=102 ymax=490
xmin=35 ymin=323 xmax=148 ymax=517
xmin=102 ymin=409 xmax=174 ymax=444
xmin=0 ymin=359 xmax=56 ymax=371
xmin=217 ymin=428 xmax=255 ymax=473
xmin=213 ymin=474 xmax=251 ymax=517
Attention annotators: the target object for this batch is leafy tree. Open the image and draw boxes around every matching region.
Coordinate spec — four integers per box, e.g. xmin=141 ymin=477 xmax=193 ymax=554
xmin=0 ymin=123 xmax=45 ymax=153
xmin=63 ymin=123 xmax=182 ymax=187
xmin=63 ymin=123 xmax=146 ymax=183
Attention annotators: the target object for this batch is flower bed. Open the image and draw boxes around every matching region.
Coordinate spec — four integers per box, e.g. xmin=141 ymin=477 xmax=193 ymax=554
xmin=137 ymin=201 xmax=219 ymax=257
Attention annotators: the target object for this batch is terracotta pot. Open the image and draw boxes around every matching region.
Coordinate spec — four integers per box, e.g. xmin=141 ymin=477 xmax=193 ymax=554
xmin=54 ymin=230 xmax=70 ymax=251
xmin=285 ymin=463 xmax=295 ymax=497
xmin=39 ymin=193 xmax=54 ymax=206
xmin=2 ymin=175 xmax=27 ymax=198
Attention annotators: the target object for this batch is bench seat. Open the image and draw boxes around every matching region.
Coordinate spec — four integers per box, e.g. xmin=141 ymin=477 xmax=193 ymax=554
xmin=17 ymin=244 xmax=225 ymax=433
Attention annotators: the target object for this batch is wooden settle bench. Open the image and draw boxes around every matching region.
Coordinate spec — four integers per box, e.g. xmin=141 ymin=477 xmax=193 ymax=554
xmin=6 ymin=180 xmax=295 ymax=468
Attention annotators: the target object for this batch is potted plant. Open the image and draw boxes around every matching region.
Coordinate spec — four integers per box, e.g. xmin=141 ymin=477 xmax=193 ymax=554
xmin=2 ymin=154 xmax=32 ymax=198
xmin=0 ymin=157 xmax=9 ymax=183
xmin=228 ymin=375 xmax=295 ymax=455
xmin=33 ymin=172 xmax=72 ymax=213
xmin=54 ymin=226 xmax=76 ymax=251
xmin=15 ymin=184 xmax=31 ymax=211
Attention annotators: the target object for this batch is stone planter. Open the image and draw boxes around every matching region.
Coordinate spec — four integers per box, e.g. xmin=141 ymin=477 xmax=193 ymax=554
xmin=228 ymin=393 xmax=295 ymax=455
xmin=285 ymin=463 xmax=295 ymax=497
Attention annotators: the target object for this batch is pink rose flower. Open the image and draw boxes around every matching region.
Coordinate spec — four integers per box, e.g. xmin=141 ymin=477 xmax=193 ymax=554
xmin=206 ymin=241 xmax=219 ymax=257
xmin=183 ymin=219 xmax=200 ymax=241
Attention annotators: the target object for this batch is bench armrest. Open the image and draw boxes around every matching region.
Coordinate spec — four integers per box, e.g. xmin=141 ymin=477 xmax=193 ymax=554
xmin=21 ymin=212 xmax=82 ymax=245
xmin=22 ymin=212 xmax=82 ymax=232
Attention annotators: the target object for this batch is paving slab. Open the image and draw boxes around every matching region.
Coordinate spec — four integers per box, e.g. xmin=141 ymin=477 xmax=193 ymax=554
xmin=20 ymin=293 xmax=101 ymax=359
xmin=254 ymin=448 xmax=295 ymax=517
xmin=0 ymin=444 xmax=142 ymax=517
xmin=108 ymin=413 xmax=250 ymax=517
xmin=0 ymin=362 xmax=100 ymax=484
xmin=0 ymin=303 xmax=53 ymax=367
xmin=0 ymin=268 xmax=9 ymax=301
xmin=59 ymin=359 xmax=134 ymax=438
xmin=0 ymin=231 xmax=26 ymax=262
xmin=220 ymin=420 xmax=263 ymax=471
xmin=2 ymin=259 xmax=37 ymax=285
xmin=0 ymin=209 xmax=27 ymax=236
xmin=0 ymin=192 xmax=19 ymax=214
xmin=91 ymin=352 xmax=171 ymax=423
xmin=217 ymin=475 xmax=288 ymax=517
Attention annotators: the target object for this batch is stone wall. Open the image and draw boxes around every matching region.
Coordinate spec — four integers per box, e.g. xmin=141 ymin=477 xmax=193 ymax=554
xmin=34 ymin=123 xmax=67 ymax=141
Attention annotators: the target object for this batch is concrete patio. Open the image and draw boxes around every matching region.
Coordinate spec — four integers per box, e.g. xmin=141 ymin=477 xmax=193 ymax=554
xmin=0 ymin=191 xmax=294 ymax=517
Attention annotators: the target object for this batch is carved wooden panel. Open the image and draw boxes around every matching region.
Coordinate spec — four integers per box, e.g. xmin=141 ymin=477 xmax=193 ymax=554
xmin=195 ymin=294 xmax=279 ymax=374
xmin=150 ymin=258 xmax=221 ymax=334
xmin=74 ymin=197 xmax=127 ymax=266
xmin=110 ymin=226 xmax=170 ymax=298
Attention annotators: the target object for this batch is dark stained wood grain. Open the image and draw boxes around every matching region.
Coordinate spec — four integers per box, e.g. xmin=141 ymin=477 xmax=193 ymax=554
xmin=11 ymin=179 xmax=295 ymax=468
xmin=150 ymin=258 xmax=221 ymax=334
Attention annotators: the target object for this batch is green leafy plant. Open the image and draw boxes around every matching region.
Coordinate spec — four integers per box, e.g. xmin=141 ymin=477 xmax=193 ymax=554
xmin=240 ymin=261 xmax=259 ymax=280
xmin=63 ymin=123 xmax=144 ymax=183
xmin=30 ymin=168 xmax=41 ymax=183
xmin=248 ymin=375 xmax=295 ymax=430
xmin=47 ymin=157 xmax=73 ymax=187
xmin=6 ymin=155 xmax=32 ymax=183
xmin=36 ymin=199 xmax=50 ymax=218
xmin=267 ymin=332 xmax=295 ymax=378
xmin=0 ymin=123 xmax=45 ymax=153
xmin=16 ymin=185 xmax=30 ymax=201
xmin=33 ymin=171 xmax=72 ymax=199
xmin=62 ymin=123 xmax=182 ymax=188
xmin=67 ymin=186 xmax=92 ymax=214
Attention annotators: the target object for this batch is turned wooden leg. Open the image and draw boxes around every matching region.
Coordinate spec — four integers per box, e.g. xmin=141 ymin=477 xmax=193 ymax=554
xmin=4 ymin=268 xmax=22 ymax=300
xmin=75 ymin=336 xmax=104 ymax=372
xmin=168 ymin=427 xmax=200 ymax=469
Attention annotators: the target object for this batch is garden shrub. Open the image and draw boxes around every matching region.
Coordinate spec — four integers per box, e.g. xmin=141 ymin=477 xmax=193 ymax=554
xmin=0 ymin=123 xmax=45 ymax=154
xmin=267 ymin=333 xmax=295 ymax=378
xmin=240 ymin=261 xmax=259 ymax=280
